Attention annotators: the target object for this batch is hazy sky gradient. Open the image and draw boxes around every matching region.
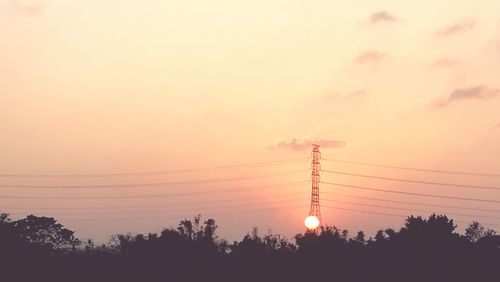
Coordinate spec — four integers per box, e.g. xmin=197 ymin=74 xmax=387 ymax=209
xmin=1 ymin=0 xmax=499 ymax=242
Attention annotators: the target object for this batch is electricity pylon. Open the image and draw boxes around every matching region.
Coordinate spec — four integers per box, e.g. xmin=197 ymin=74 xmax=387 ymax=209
xmin=308 ymin=144 xmax=322 ymax=232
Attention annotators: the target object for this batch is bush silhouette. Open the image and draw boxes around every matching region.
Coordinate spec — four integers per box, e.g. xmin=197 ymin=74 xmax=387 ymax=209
xmin=0 ymin=212 xmax=499 ymax=282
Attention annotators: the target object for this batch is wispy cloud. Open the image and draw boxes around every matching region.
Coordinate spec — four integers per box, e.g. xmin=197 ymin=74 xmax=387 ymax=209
xmin=317 ymin=89 xmax=368 ymax=103
xmin=354 ymin=50 xmax=385 ymax=65
xmin=9 ymin=0 xmax=44 ymax=15
xmin=369 ymin=11 xmax=398 ymax=25
xmin=437 ymin=20 xmax=475 ymax=37
xmin=267 ymin=138 xmax=346 ymax=151
xmin=434 ymin=85 xmax=499 ymax=107
xmin=430 ymin=58 xmax=460 ymax=68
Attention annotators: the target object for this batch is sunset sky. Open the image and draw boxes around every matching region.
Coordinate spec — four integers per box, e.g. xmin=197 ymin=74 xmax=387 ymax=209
xmin=1 ymin=0 xmax=500 ymax=242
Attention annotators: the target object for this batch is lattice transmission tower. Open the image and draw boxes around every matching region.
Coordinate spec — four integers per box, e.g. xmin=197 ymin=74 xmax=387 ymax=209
xmin=309 ymin=144 xmax=322 ymax=231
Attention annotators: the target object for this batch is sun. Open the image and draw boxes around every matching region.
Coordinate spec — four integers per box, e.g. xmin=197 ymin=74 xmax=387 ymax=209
xmin=304 ymin=215 xmax=320 ymax=230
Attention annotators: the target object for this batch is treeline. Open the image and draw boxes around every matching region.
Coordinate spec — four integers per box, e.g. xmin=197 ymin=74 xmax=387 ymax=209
xmin=1 ymin=212 xmax=499 ymax=282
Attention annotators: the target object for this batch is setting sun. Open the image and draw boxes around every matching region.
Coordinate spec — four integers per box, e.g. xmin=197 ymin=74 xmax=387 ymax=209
xmin=304 ymin=216 xmax=320 ymax=230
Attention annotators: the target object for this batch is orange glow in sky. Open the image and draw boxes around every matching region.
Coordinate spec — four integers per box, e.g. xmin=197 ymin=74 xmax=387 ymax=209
xmin=1 ymin=0 xmax=500 ymax=242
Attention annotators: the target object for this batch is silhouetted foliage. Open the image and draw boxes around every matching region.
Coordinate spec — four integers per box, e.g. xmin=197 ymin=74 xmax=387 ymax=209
xmin=465 ymin=221 xmax=497 ymax=243
xmin=12 ymin=215 xmax=80 ymax=250
xmin=0 ymin=213 xmax=27 ymax=253
xmin=0 ymin=212 xmax=499 ymax=282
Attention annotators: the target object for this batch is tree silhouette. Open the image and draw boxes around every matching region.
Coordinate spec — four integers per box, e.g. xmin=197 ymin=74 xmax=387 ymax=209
xmin=465 ymin=221 xmax=497 ymax=243
xmin=0 ymin=213 xmax=499 ymax=282
xmin=12 ymin=215 xmax=80 ymax=250
xmin=0 ymin=213 xmax=26 ymax=253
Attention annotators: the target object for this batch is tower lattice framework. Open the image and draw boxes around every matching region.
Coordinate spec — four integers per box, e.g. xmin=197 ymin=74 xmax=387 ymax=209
xmin=309 ymin=144 xmax=322 ymax=231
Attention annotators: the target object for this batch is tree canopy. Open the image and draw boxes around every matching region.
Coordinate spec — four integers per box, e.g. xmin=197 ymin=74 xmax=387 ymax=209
xmin=0 ymin=213 xmax=498 ymax=282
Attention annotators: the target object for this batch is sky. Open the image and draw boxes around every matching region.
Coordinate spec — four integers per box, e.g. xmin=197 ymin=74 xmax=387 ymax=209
xmin=1 ymin=0 xmax=500 ymax=243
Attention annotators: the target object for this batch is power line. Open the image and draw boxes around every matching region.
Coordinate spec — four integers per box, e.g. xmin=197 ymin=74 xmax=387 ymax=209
xmin=323 ymin=205 xmax=404 ymax=218
xmin=0 ymin=157 xmax=309 ymax=178
xmin=2 ymin=194 xmax=306 ymax=217
xmin=3 ymin=202 xmax=305 ymax=221
xmin=322 ymin=191 xmax=500 ymax=214
xmin=0 ymin=181 xmax=308 ymax=200
xmin=322 ymin=198 xmax=500 ymax=220
xmin=0 ymin=169 xmax=308 ymax=189
xmin=322 ymin=169 xmax=500 ymax=191
xmin=321 ymin=181 xmax=500 ymax=204
xmin=322 ymin=205 xmax=500 ymax=228
xmin=0 ymin=190 xmax=308 ymax=211
xmin=6 ymin=188 xmax=496 ymax=222
xmin=322 ymin=158 xmax=500 ymax=178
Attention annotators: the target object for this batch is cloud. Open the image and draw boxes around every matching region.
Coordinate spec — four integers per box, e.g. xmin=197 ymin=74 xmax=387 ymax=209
xmin=316 ymin=89 xmax=368 ymax=104
xmin=341 ymin=89 xmax=368 ymax=99
xmin=369 ymin=11 xmax=398 ymax=25
xmin=267 ymin=138 xmax=346 ymax=151
xmin=437 ymin=20 xmax=475 ymax=37
xmin=434 ymin=85 xmax=500 ymax=107
xmin=9 ymin=0 xmax=44 ymax=15
xmin=430 ymin=58 xmax=460 ymax=68
xmin=354 ymin=50 xmax=385 ymax=65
